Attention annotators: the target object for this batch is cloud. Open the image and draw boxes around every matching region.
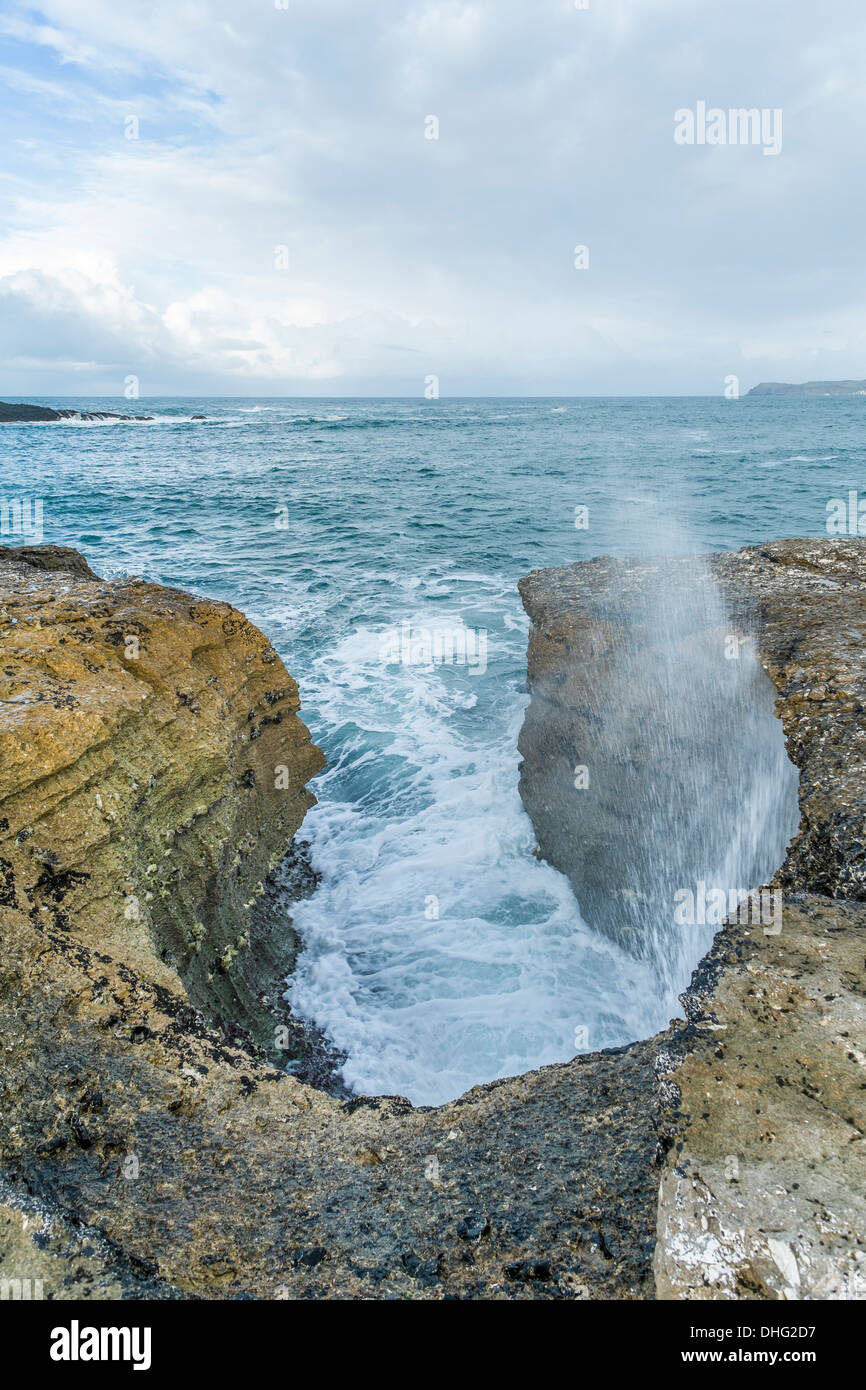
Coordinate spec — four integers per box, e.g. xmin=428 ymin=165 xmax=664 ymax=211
xmin=1 ymin=0 xmax=865 ymax=394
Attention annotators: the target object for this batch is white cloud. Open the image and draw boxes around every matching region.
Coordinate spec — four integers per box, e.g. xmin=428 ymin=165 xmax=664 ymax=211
xmin=1 ymin=0 xmax=866 ymax=394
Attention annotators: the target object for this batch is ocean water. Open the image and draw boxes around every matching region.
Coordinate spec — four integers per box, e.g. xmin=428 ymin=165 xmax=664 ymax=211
xmin=0 ymin=395 xmax=853 ymax=1104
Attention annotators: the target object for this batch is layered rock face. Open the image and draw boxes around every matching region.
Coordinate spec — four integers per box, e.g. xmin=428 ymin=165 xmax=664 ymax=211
xmin=519 ymin=539 xmax=866 ymax=1299
xmin=0 ymin=544 xmax=324 ymax=1052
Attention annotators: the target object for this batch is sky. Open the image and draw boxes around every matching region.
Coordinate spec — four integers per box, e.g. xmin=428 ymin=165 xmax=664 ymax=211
xmin=0 ymin=0 xmax=865 ymax=397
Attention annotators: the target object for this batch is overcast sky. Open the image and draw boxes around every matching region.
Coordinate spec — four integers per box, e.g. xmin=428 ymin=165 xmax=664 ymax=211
xmin=1 ymin=0 xmax=864 ymax=397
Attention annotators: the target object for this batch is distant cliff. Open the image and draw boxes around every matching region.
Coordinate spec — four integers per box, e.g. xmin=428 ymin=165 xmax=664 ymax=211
xmin=747 ymin=379 xmax=866 ymax=396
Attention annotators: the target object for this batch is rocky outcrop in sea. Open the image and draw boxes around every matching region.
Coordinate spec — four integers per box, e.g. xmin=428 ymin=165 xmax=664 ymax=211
xmin=0 ymin=401 xmax=155 ymax=423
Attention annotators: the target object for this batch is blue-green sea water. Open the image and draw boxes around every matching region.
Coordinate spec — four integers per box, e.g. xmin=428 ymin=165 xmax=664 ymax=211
xmin=1 ymin=396 xmax=856 ymax=1102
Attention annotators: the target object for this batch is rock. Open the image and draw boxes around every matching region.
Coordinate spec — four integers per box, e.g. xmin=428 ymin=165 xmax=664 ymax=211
xmin=519 ymin=538 xmax=866 ymax=1299
xmin=0 ymin=400 xmax=153 ymax=423
xmin=0 ymin=544 xmax=98 ymax=578
xmin=292 ymin=1246 xmax=327 ymax=1267
xmin=457 ymin=1214 xmax=490 ymax=1242
xmin=0 ymin=545 xmax=325 ymax=1053
xmin=653 ymin=891 xmax=866 ymax=1300
xmin=517 ymin=551 xmax=797 ymax=958
xmin=504 ymin=1258 xmax=553 ymax=1281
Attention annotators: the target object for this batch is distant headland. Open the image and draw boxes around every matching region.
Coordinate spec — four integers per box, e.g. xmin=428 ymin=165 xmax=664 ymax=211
xmin=747 ymin=380 xmax=866 ymax=397
xmin=0 ymin=399 xmax=154 ymax=422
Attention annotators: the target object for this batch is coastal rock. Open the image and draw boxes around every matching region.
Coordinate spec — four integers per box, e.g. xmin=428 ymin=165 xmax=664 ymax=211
xmin=0 ymin=543 xmax=326 ymax=1058
xmin=519 ymin=539 xmax=866 ymax=1299
xmin=517 ymin=552 xmax=797 ymax=960
xmin=0 ymin=400 xmax=154 ymax=423
xmin=0 ymin=544 xmax=98 ymax=578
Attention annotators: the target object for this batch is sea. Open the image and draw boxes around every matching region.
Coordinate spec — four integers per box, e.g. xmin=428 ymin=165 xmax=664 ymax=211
xmin=1 ymin=395 xmax=855 ymax=1103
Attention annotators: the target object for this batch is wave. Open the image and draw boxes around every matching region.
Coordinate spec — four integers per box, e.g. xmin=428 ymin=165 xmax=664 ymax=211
xmin=284 ymin=603 xmax=655 ymax=1105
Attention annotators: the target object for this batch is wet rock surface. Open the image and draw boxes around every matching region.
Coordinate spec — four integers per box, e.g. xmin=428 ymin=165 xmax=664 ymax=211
xmin=1 ymin=538 xmax=862 ymax=1300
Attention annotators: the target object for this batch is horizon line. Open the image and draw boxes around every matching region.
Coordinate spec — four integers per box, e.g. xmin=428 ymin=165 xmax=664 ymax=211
xmin=0 ymin=390 xmax=794 ymax=401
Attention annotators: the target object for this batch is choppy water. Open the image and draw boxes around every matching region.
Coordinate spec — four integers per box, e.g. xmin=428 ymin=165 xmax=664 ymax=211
xmin=1 ymin=395 xmax=847 ymax=1102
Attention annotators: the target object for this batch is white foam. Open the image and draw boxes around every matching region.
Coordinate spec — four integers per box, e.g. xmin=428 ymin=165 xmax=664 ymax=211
xmin=285 ymin=601 xmax=656 ymax=1105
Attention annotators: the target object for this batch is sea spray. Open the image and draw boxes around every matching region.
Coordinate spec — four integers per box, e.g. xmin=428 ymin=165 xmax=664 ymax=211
xmin=519 ymin=553 xmax=800 ymax=1011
